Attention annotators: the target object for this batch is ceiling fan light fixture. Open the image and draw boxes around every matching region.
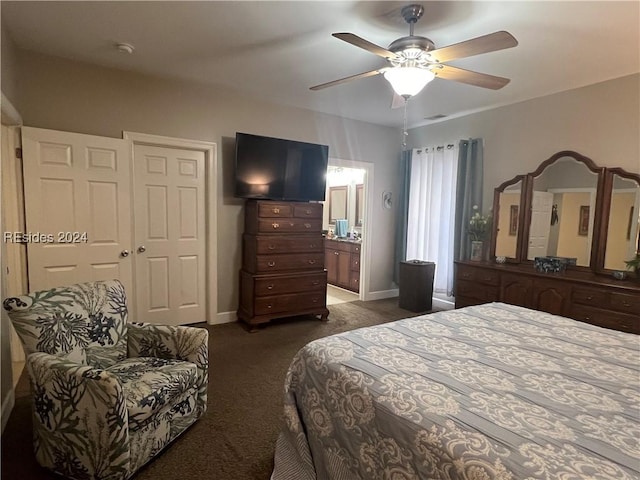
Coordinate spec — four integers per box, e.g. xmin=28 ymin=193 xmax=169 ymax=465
xmin=383 ymin=67 xmax=434 ymax=97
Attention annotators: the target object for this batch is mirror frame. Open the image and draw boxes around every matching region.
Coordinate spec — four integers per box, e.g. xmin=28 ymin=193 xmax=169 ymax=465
xmin=595 ymin=167 xmax=640 ymax=277
xmin=328 ymin=185 xmax=348 ymax=225
xmin=355 ymin=184 xmax=364 ymax=226
xmin=490 ymin=175 xmax=526 ymax=263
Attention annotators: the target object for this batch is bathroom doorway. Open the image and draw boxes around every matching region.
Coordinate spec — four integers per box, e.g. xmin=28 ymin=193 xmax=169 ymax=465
xmin=322 ymin=162 xmax=372 ymax=305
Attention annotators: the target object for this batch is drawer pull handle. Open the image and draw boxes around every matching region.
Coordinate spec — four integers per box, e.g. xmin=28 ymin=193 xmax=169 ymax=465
xmin=310 ymin=244 xmax=316 ymax=248
xmin=267 ymin=261 xmax=276 ymax=267
xmin=312 ymin=298 xmax=318 ymax=303
xmin=267 ymin=304 xmax=273 ymax=309
xmin=312 ymin=281 xmax=319 ymax=286
xmin=622 ymin=301 xmax=631 ymax=307
xmin=308 ymin=259 xmax=316 ymax=265
xmin=267 ymin=284 xmax=274 ymax=290
xmin=584 ymin=316 xmax=591 ymax=321
xmin=586 ymin=295 xmax=593 ymax=300
xmin=272 ymin=223 xmax=280 ymax=229
xmin=304 ymin=223 xmax=311 ymax=229
xmin=462 ymin=273 xmax=471 ymax=278
xmin=268 ymin=244 xmax=276 ymax=250
xmin=354 ymin=261 xmax=359 ymax=266
xmin=335 ymin=251 xmax=339 ymax=255
xmin=483 ymin=277 xmax=492 ymax=281
xmin=305 ymin=209 xmax=312 ymax=215
xmin=272 ymin=208 xmax=280 ymax=214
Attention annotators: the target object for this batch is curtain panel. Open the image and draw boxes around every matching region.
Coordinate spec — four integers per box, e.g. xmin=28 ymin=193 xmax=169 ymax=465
xmin=454 ymin=139 xmax=484 ymax=262
xmin=406 ymin=145 xmax=458 ymax=295
xmin=393 ymin=149 xmax=412 ymax=284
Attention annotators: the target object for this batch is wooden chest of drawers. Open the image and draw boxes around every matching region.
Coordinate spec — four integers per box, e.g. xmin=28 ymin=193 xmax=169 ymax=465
xmin=455 ymin=261 xmax=640 ymax=334
xmin=238 ymin=200 xmax=329 ymax=329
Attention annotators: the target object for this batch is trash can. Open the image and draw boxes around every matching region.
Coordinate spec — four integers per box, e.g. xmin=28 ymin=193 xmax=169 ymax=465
xmin=399 ymin=260 xmax=435 ymax=312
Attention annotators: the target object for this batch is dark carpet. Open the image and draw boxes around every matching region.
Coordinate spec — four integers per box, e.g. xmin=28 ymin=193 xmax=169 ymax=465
xmin=1 ymin=298 xmax=437 ymax=480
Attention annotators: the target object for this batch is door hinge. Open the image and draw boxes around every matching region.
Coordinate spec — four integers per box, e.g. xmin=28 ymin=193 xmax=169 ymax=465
xmin=15 ymin=147 xmax=22 ymax=159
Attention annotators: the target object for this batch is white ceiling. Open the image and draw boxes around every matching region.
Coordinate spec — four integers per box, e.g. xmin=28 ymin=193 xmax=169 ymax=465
xmin=2 ymin=1 xmax=639 ymax=129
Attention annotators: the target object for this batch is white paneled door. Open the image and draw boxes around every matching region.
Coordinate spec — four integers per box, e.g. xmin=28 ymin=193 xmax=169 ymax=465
xmin=527 ymin=191 xmax=554 ymax=260
xmin=22 ymin=127 xmax=134 ymax=295
xmin=133 ymin=144 xmax=206 ymax=325
xmin=21 ymin=127 xmax=210 ymax=326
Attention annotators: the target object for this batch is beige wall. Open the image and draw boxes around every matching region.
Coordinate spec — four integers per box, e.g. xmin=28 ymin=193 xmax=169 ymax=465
xmin=408 ymin=74 xmax=640 ymax=209
xmin=1 ymin=26 xmax=18 ymax=102
xmin=7 ymin=49 xmax=402 ymax=316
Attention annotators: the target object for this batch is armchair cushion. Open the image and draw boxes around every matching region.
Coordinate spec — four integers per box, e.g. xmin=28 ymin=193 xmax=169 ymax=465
xmin=107 ymin=357 xmax=198 ymax=429
xmin=3 ymin=280 xmax=128 ymax=368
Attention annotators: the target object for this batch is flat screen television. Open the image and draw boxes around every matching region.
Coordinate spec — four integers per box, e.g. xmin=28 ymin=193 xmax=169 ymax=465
xmin=234 ymin=132 xmax=329 ymax=202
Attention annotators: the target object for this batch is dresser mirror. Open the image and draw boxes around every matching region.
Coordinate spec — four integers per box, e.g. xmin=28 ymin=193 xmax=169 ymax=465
xmin=601 ymin=169 xmax=640 ymax=272
xmin=492 ymin=176 xmax=525 ymax=261
xmin=328 ymin=186 xmax=347 ymax=225
xmin=523 ymin=153 xmax=602 ymax=267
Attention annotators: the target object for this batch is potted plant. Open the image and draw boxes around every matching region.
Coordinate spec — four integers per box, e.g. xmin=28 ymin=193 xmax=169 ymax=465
xmin=625 ymin=253 xmax=640 ymax=279
xmin=468 ymin=206 xmax=492 ymax=261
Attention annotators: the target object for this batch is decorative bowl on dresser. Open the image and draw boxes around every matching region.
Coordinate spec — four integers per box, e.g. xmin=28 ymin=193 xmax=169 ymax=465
xmin=456 ymin=150 xmax=640 ymax=334
xmin=238 ymin=200 xmax=329 ymax=331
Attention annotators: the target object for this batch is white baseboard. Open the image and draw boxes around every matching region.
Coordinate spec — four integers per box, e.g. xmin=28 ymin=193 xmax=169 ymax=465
xmin=363 ymin=288 xmax=399 ymax=301
xmin=208 ymin=311 xmax=237 ymax=325
xmin=1 ymin=388 xmax=15 ymax=434
xmin=433 ymin=297 xmax=455 ymax=310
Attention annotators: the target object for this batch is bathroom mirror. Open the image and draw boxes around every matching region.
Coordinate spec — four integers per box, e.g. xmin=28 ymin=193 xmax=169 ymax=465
xmin=328 ymin=186 xmax=347 ymax=225
xmin=524 ymin=153 xmax=601 ymax=267
xmin=355 ymin=184 xmax=364 ymax=226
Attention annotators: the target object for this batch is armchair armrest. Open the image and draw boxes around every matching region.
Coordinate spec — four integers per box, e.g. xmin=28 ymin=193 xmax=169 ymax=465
xmin=126 ymin=323 xmax=208 ymax=369
xmin=27 ymin=352 xmax=131 ymax=479
xmin=127 ymin=323 xmax=209 ymax=415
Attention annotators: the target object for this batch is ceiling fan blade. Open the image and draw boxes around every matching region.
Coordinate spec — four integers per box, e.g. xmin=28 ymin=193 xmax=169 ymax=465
xmin=333 ymin=33 xmax=399 ymax=60
xmin=428 ymin=31 xmax=518 ymax=63
xmin=434 ymin=64 xmax=511 ymax=90
xmin=310 ymin=68 xmax=388 ymax=91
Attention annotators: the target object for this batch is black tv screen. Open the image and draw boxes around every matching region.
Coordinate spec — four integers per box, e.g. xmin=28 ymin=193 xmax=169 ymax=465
xmin=234 ymin=132 xmax=329 ymax=202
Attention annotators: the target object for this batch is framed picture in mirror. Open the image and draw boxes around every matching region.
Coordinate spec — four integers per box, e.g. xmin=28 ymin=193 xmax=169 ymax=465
xmin=509 ymin=205 xmax=518 ymax=235
xmin=578 ymin=205 xmax=590 ymax=236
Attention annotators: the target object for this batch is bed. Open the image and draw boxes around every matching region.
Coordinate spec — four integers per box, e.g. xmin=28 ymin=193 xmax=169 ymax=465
xmin=271 ymin=302 xmax=639 ymax=480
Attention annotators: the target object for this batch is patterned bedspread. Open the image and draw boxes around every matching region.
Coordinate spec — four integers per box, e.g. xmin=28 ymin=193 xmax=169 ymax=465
xmin=271 ymin=302 xmax=640 ymax=480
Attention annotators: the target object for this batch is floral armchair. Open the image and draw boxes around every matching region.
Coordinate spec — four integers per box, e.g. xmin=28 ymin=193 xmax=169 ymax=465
xmin=3 ymin=279 xmax=208 ymax=480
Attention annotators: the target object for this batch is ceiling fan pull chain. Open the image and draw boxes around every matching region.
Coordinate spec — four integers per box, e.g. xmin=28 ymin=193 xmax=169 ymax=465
xmin=402 ymin=97 xmax=409 ymax=150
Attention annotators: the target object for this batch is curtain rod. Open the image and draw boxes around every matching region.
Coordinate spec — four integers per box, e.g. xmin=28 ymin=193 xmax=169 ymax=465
xmin=415 ymin=144 xmax=455 ymax=154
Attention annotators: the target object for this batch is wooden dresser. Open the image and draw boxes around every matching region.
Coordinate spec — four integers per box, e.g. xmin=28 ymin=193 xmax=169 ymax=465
xmin=238 ymin=200 xmax=329 ymax=330
xmin=455 ymin=261 xmax=640 ymax=334
xmin=324 ymin=239 xmax=361 ymax=292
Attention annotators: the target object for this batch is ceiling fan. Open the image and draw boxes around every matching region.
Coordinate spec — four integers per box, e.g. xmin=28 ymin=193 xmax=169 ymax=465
xmin=310 ymin=4 xmax=518 ymax=98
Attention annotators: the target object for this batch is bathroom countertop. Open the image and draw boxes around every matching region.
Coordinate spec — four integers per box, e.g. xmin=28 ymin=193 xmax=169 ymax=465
xmin=324 ymin=237 xmax=362 ymax=244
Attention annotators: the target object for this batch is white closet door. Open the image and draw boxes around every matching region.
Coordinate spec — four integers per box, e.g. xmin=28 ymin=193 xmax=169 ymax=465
xmin=133 ymin=144 xmax=206 ymax=325
xmin=22 ymin=127 xmax=134 ymax=294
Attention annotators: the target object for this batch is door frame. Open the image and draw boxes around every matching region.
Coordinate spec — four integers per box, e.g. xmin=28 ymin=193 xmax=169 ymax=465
xmin=123 ymin=132 xmax=217 ymax=324
xmin=326 ymin=157 xmax=374 ymax=301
